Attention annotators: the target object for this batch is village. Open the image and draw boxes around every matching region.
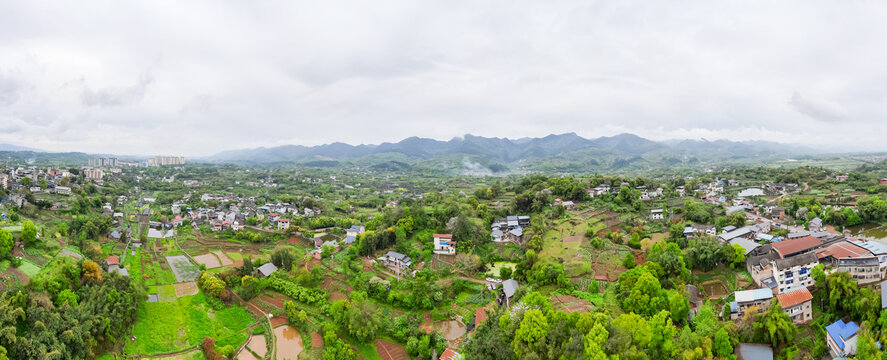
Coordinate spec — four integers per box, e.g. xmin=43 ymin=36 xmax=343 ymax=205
xmin=2 ymin=158 xmax=887 ymax=360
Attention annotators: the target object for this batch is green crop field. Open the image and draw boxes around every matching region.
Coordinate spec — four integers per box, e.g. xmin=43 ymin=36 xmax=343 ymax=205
xmin=125 ymin=291 xmax=255 ymax=355
xmin=18 ymin=260 xmax=41 ymax=277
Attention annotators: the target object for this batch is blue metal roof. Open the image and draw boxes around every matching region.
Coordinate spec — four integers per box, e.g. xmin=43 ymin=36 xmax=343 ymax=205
xmin=826 ymin=320 xmax=859 ymax=350
xmin=848 ymin=238 xmax=887 ymax=255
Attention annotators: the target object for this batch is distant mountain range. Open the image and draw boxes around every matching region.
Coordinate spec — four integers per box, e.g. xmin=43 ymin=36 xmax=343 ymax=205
xmin=201 ymin=133 xmax=823 ymax=172
xmin=0 ymin=143 xmax=42 ymax=152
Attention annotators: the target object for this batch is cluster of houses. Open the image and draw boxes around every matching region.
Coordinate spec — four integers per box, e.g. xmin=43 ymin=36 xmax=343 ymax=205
xmin=0 ymin=166 xmax=75 ymax=195
xmin=722 ymin=229 xmax=887 ymax=358
xmin=490 ymin=215 xmax=530 ymax=243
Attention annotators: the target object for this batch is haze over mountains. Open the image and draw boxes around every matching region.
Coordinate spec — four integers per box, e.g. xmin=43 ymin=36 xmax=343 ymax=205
xmin=204 ymin=133 xmax=816 ymax=163
xmin=0 ymin=133 xmax=867 ymax=173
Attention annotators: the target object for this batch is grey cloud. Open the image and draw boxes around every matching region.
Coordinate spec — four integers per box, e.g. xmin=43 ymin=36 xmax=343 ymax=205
xmin=0 ymin=1 xmax=886 ymax=154
xmin=81 ymin=73 xmax=153 ymax=107
xmin=0 ymin=74 xmax=21 ymax=106
xmin=788 ymin=92 xmax=844 ymax=122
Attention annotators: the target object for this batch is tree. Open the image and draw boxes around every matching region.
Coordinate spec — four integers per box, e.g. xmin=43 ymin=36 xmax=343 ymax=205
xmin=622 ymin=252 xmax=635 ymax=269
xmin=623 ymin=271 xmax=669 ymax=317
xmin=271 ymin=248 xmax=294 ymax=271
xmin=754 ymin=302 xmax=796 ymax=347
xmin=825 ymin=271 xmax=858 ymax=313
xmin=499 ymin=266 xmax=513 ymax=280
xmin=81 ymin=259 xmax=103 ymax=283
xmin=21 ymin=221 xmax=36 ymax=244
xmin=693 ymin=302 xmax=720 ymax=337
xmin=528 ymin=235 xmax=543 ymax=252
xmin=20 ymin=177 xmax=32 ymax=187
xmin=607 ymin=312 xmax=651 ymax=355
xmin=723 ymin=244 xmax=746 ymax=269
xmin=648 ymin=310 xmax=678 ymax=359
xmin=512 ymin=309 xmax=549 ymax=357
xmin=684 ymin=237 xmax=722 ymax=271
xmin=0 ymin=229 xmax=12 ymax=259
xmin=55 ymin=289 xmax=78 ymax=307
xmin=198 ymin=272 xmax=226 ymax=298
xmin=713 ymin=328 xmax=733 ymax=358
xmin=584 ymin=322 xmax=609 ymax=360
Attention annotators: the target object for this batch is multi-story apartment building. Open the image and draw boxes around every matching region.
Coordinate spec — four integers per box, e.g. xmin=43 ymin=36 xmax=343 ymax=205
xmin=83 ymin=168 xmax=104 ymax=181
xmin=147 ymin=156 xmax=185 ymax=166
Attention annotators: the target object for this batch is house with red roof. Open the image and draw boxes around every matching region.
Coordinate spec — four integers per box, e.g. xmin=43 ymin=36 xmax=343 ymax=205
xmin=440 ymin=348 xmax=463 ymax=360
xmin=277 ymin=218 xmax=290 ymax=231
xmin=776 ymin=287 xmax=813 ymax=324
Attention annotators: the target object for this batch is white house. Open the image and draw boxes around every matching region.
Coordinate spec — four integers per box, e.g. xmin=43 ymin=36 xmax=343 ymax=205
xmin=649 ymin=209 xmax=664 ymax=220
xmin=433 ymin=234 xmax=457 ymax=255
xmin=277 ymin=218 xmax=290 ymax=230
xmin=826 ymin=320 xmax=859 ymax=358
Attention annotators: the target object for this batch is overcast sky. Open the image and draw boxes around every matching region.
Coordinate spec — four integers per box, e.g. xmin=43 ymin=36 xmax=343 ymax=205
xmin=0 ymin=1 xmax=885 ymax=156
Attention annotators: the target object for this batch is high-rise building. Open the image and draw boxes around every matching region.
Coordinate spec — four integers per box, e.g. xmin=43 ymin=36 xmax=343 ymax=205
xmin=89 ymin=157 xmax=119 ymax=167
xmin=147 ymin=156 xmax=185 ymax=166
xmin=83 ymin=168 xmax=104 ymax=180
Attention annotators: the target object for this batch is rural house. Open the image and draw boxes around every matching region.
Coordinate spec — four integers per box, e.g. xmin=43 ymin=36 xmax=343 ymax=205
xmin=433 ymin=234 xmax=456 ymax=255
xmin=775 ymin=287 xmax=813 ymax=324
xmin=380 ymin=251 xmax=411 ymax=273
xmin=730 ymin=288 xmax=773 ymax=320
xmin=277 ymin=218 xmax=290 ymax=230
xmin=826 ymin=320 xmax=859 ymax=358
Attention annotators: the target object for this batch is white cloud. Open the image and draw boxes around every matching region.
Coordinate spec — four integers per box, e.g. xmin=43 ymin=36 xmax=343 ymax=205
xmin=0 ymin=0 xmax=886 ymax=155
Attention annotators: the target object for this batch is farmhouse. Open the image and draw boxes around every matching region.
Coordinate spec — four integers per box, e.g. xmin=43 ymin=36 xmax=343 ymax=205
xmin=106 ymin=256 xmax=120 ymax=272
xmin=649 ymin=209 xmax=664 ymax=220
xmin=776 ymin=287 xmax=813 ymax=324
xmin=433 ymin=234 xmax=456 ymax=255
xmin=826 ymin=320 xmax=859 ymax=358
xmin=501 ymin=279 xmax=519 ymax=307
xmin=717 ymin=226 xmax=756 ymax=244
xmin=730 ymin=288 xmax=773 ymax=320
xmin=380 ymin=251 xmax=411 ymax=272
xmin=277 ymin=218 xmax=290 ymax=230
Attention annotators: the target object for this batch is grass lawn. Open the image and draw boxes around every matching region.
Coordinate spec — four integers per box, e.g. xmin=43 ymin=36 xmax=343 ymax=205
xmin=158 ymin=284 xmax=177 ymax=302
xmin=18 ymin=260 xmax=41 ymax=277
xmin=352 ymin=341 xmax=382 ymax=360
xmin=125 ymin=291 xmax=255 ymax=355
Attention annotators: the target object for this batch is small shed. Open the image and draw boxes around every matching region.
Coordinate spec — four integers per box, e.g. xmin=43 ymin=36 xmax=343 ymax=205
xmin=256 ymin=263 xmax=279 ymax=278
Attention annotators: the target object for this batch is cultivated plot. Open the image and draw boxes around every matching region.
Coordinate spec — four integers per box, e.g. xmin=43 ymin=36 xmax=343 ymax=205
xmin=166 ymin=255 xmax=200 ymax=282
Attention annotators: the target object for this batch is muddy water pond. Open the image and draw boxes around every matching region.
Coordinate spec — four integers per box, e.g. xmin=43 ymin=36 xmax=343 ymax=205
xmin=243 ymin=334 xmax=267 ymax=358
xmin=274 ymin=325 xmax=303 ymax=359
xmin=849 ymin=223 xmax=887 ymax=241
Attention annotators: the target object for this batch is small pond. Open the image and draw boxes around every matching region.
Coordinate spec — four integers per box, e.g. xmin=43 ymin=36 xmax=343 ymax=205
xmin=849 ymin=223 xmax=887 ymax=241
xmin=274 ymin=325 xmax=303 ymax=359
